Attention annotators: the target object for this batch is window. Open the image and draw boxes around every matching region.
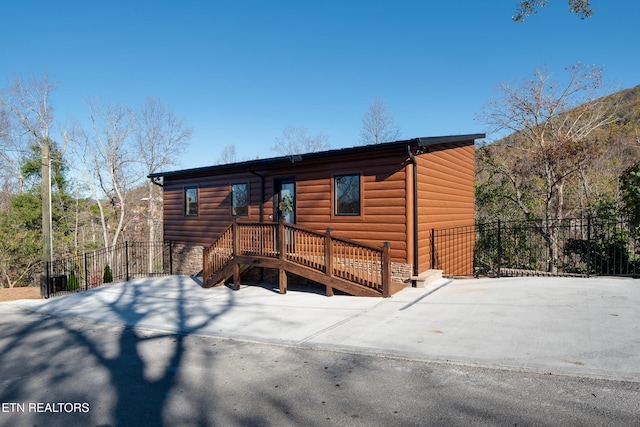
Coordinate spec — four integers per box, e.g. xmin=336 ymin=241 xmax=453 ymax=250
xmin=184 ymin=186 xmax=198 ymax=216
xmin=231 ymin=183 xmax=248 ymax=216
xmin=335 ymin=174 xmax=360 ymax=215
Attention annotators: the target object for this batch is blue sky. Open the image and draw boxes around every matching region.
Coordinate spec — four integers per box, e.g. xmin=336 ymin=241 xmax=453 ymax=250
xmin=1 ymin=1 xmax=638 ymax=170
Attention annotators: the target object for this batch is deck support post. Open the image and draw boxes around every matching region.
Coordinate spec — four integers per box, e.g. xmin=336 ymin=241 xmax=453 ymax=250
xmin=279 ymin=269 xmax=287 ymax=294
xmin=233 ymin=262 xmax=241 ymax=291
xmin=382 ymin=242 xmax=391 ymax=297
xmin=325 ymin=228 xmax=334 ymax=296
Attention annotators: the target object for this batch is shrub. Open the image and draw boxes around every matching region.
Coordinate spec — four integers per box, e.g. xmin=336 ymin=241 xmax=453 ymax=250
xmin=103 ymin=265 xmax=113 ymax=283
xmin=66 ymin=271 xmax=80 ymax=291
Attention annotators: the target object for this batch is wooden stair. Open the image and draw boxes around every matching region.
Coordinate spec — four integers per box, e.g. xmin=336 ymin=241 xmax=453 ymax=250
xmin=203 ymin=220 xmax=403 ymax=297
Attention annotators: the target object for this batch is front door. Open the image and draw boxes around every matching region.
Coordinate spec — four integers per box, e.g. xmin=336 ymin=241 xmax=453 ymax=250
xmin=275 ymin=179 xmax=295 ymax=224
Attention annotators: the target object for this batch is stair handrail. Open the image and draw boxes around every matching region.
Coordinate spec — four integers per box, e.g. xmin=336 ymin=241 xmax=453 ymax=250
xmin=203 ymin=222 xmax=235 ymax=286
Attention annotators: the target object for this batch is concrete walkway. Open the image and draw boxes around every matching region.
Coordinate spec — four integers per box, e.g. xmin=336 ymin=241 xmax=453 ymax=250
xmin=6 ymin=275 xmax=640 ymax=381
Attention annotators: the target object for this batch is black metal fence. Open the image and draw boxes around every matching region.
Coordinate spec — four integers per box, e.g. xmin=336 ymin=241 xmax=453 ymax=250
xmin=440 ymin=217 xmax=639 ymax=278
xmin=40 ymin=217 xmax=638 ymax=297
xmin=41 ymin=241 xmax=177 ymax=298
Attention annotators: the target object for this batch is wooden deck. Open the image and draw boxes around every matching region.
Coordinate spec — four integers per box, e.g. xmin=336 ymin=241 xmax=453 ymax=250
xmin=203 ymin=220 xmax=405 ymax=297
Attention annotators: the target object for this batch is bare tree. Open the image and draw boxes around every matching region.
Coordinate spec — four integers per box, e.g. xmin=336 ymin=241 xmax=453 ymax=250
xmin=134 ymin=96 xmax=191 ymax=250
xmin=272 ymin=125 xmax=330 ymax=156
xmin=478 ymin=63 xmax=618 ymax=271
xmin=513 ymin=0 xmax=594 ymax=22
xmin=70 ymin=100 xmax=137 ymax=251
xmin=359 ymin=97 xmax=401 ymax=145
xmin=0 ymin=108 xmax=20 ymax=209
xmin=0 ymin=108 xmax=22 ymax=195
xmin=217 ymin=144 xmax=238 ymax=164
xmin=480 ymin=63 xmax=618 ymax=221
xmin=0 ymin=74 xmax=57 ymax=267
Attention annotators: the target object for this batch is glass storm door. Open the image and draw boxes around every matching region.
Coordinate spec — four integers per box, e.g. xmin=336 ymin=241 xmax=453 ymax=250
xmin=275 ymin=179 xmax=295 ymax=224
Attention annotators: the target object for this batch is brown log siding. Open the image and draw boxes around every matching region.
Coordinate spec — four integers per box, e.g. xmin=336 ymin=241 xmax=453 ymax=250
xmin=284 ymin=154 xmax=408 ymax=263
xmin=159 ymin=136 xmax=477 ymax=276
xmin=416 ymin=142 xmax=475 ymax=275
xmin=162 ymin=152 xmax=410 ymax=264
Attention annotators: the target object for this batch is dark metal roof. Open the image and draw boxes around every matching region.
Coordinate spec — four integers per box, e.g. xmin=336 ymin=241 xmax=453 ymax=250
xmin=148 ymin=133 xmax=485 ymax=179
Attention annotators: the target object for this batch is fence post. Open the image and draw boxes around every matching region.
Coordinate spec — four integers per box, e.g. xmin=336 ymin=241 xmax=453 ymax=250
xmin=125 ymin=241 xmax=130 ymax=281
xmin=497 ymin=220 xmax=502 ymax=278
xmin=84 ymin=252 xmax=89 ymax=291
xmin=586 ymin=216 xmax=591 ymax=278
xmin=169 ymin=241 xmax=173 ymax=276
xmin=431 ymin=228 xmax=435 ymax=269
xmin=382 ymin=242 xmax=391 ymax=298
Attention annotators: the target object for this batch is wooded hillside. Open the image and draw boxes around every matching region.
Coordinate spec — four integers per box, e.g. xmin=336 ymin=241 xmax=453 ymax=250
xmin=477 ymin=84 xmax=640 ymax=223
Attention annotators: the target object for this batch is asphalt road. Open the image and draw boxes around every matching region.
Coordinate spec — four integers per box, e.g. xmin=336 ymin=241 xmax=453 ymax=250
xmin=0 ymin=305 xmax=638 ymax=427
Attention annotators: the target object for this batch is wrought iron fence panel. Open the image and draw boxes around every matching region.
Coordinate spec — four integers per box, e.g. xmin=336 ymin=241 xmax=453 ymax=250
xmin=42 ymin=241 xmax=178 ymax=298
xmin=435 ymin=217 xmax=639 ymax=278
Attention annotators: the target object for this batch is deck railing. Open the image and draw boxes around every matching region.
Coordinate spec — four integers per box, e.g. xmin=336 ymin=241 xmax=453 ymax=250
xmin=238 ymin=222 xmax=279 ymax=257
xmin=203 ymin=220 xmax=391 ymax=296
xmin=331 ymin=234 xmax=387 ymax=290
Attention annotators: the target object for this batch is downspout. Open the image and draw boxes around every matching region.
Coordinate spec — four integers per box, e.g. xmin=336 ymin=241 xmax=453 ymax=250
xmin=248 ymin=169 xmax=266 ymax=222
xmin=407 ymin=145 xmax=419 ymax=287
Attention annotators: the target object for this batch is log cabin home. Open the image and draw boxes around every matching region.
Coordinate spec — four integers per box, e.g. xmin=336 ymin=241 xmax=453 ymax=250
xmin=149 ymin=133 xmax=484 ymax=297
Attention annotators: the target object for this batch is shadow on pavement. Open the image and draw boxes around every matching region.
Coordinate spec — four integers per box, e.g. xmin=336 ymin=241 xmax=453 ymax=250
xmin=0 ymin=276 xmax=234 ymax=426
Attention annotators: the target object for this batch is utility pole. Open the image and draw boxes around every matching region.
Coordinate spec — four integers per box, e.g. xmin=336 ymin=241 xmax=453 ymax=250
xmin=41 ymin=140 xmax=52 ymax=272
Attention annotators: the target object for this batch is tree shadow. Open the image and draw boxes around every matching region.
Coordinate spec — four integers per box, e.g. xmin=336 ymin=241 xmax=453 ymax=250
xmin=0 ymin=275 xmax=236 ymax=426
xmin=2 ymin=276 xmax=639 ymax=426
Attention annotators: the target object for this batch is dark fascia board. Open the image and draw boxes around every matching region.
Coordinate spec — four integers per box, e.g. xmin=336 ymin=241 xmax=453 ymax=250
xmin=413 ymin=134 xmax=486 ymax=147
xmin=148 ymin=133 xmax=486 ymax=179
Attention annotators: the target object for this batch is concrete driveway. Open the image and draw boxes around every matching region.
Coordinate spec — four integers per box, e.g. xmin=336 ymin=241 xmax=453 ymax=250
xmin=7 ymin=275 xmax=640 ymax=381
